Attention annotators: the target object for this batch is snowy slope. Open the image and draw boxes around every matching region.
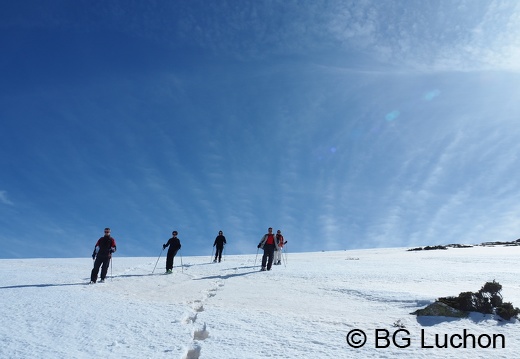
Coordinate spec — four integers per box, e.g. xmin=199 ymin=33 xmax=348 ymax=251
xmin=1 ymin=246 xmax=520 ymax=358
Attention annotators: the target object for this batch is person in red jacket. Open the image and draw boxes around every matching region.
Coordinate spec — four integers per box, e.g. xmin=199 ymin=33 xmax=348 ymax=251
xmin=90 ymin=228 xmax=117 ymax=283
xmin=257 ymin=227 xmax=279 ymax=271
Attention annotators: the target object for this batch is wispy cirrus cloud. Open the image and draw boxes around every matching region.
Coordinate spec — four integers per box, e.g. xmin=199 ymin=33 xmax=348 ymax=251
xmin=318 ymin=1 xmax=520 ymax=72
xmin=8 ymin=1 xmax=518 ymax=73
xmin=0 ymin=191 xmax=13 ymax=205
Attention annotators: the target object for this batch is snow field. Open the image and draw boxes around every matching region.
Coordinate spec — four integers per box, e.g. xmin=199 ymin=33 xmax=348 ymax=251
xmin=1 ymin=246 xmax=520 ymax=358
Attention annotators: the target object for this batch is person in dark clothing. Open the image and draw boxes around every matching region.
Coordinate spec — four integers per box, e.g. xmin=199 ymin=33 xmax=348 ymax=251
xmin=213 ymin=230 xmax=227 ymax=263
xmin=163 ymin=230 xmax=181 ymax=274
xmin=257 ymin=227 xmax=279 ymax=271
xmin=90 ymin=228 xmax=117 ymax=283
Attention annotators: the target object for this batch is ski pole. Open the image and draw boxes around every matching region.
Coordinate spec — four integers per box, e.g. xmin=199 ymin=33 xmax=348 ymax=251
xmin=110 ymin=257 xmax=113 ymax=281
xmin=254 ymin=247 xmax=259 ymax=266
xmin=210 ymin=247 xmax=214 ymax=263
xmin=180 ymin=250 xmax=183 ymax=273
xmin=283 ymin=242 xmax=288 ymax=265
xmin=152 ymin=248 xmax=164 ymax=274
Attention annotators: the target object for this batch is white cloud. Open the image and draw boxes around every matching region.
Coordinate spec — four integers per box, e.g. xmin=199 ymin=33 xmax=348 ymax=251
xmin=321 ymin=1 xmax=520 ymax=72
xmin=0 ymin=191 xmax=13 ymax=205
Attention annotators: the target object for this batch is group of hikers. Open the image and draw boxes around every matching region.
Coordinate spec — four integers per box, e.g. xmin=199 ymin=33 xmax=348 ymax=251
xmin=89 ymin=227 xmax=287 ymax=283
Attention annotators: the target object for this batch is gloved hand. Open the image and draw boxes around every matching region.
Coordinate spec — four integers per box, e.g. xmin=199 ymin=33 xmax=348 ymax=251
xmin=257 ymin=244 xmax=261 ymax=249
xmin=284 ymin=241 xmax=287 ymax=244
xmin=92 ymin=252 xmax=96 ymax=260
xmin=110 ymin=248 xmax=115 ymax=253
xmin=162 ymin=244 xmax=166 ymax=250
xmin=179 ymin=244 xmax=182 ymax=249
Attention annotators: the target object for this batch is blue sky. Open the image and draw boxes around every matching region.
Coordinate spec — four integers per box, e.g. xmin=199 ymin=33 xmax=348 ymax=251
xmin=2 ymin=1 xmax=520 ymax=258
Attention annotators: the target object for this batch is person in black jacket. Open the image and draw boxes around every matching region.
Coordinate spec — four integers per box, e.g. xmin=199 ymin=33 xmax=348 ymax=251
xmin=213 ymin=230 xmax=227 ymax=262
xmin=163 ymin=230 xmax=182 ymax=274
xmin=90 ymin=228 xmax=117 ymax=283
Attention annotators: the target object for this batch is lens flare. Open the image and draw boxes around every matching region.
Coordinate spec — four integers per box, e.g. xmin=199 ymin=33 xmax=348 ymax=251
xmin=385 ymin=110 xmax=400 ymax=122
xmin=424 ymin=89 xmax=441 ymax=101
